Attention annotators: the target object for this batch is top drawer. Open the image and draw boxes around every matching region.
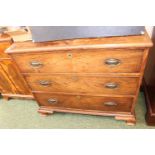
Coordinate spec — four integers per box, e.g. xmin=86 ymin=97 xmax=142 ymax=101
xmin=11 ymin=49 xmax=144 ymax=73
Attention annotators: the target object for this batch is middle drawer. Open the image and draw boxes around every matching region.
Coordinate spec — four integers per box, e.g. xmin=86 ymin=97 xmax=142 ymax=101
xmin=25 ymin=74 xmax=139 ymax=95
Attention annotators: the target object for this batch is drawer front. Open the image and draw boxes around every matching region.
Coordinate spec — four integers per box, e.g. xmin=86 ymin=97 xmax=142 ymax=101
xmin=12 ymin=49 xmax=143 ymax=73
xmin=34 ymin=93 xmax=133 ymax=112
xmin=26 ymin=74 xmax=139 ymax=95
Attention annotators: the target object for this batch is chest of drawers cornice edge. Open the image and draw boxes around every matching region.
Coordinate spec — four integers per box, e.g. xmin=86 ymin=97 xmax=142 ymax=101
xmin=6 ymin=33 xmax=153 ymax=125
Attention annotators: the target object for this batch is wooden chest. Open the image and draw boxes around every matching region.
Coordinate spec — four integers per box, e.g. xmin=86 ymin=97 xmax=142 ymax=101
xmin=0 ymin=34 xmax=33 ymax=100
xmin=6 ymin=33 xmax=152 ymax=125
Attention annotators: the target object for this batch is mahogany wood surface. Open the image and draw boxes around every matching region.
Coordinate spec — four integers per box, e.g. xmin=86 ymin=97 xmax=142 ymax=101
xmin=0 ymin=41 xmax=12 ymax=58
xmin=25 ymin=74 xmax=139 ymax=95
xmin=0 ymin=34 xmax=33 ymax=99
xmin=0 ymin=59 xmax=32 ymax=95
xmin=143 ymin=27 xmax=155 ymax=125
xmin=0 ymin=63 xmax=17 ymax=94
xmin=34 ymin=92 xmax=133 ymax=113
xmin=11 ymin=49 xmax=144 ymax=74
xmin=7 ymin=33 xmax=153 ymax=125
xmin=6 ymin=33 xmax=152 ymax=53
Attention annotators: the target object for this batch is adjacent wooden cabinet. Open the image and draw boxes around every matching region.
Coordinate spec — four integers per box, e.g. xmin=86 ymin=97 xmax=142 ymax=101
xmin=0 ymin=34 xmax=33 ymax=99
xmin=6 ymin=33 xmax=152 ymax=125
xmin=143 ymin=27 xmax=155 ymax=125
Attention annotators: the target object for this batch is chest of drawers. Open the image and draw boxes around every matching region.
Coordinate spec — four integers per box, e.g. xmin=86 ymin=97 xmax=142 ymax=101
xmin=6 ymin=33 xmax=152 ymax=125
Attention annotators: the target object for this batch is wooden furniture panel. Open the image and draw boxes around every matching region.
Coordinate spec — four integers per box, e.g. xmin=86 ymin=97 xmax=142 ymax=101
xmin=0 ymin=34 xmax=33 ymax=99
xmin=6 ymin=33 xmax=152 ymax=52
xmin=143 ymin=27 xmax=155 ymax=125
xmin=12 ymin=49 xmax=143 ymax=73
xmin=6 ymin=32 xmax=153 ymax=125
xmin=34 ymin=92 xmax=133 ymax=113
xmin=0 ymin=42 xmax=11 ymax=58
xmin=0 ymin=59 xmax=32 ymax=95
xmin=0 ymin=34 xmax=12 ymax=59
xmin=25 ymin=74 xmax=139 ymax=95
xmin=0 ymin=64 xmax=17 ymax=94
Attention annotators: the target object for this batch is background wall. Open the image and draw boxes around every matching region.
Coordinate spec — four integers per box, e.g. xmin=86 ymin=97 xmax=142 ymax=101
xmin=145 ymin=26 xmax=154 ymax=37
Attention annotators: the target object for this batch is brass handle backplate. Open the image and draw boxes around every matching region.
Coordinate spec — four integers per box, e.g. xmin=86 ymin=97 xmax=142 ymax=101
xmin=104 ymin=101 xmax=117 ymax=106
xmin=30 ymin=61 xmax=43 ymax=68
xmin=48 ymin=98 xmax=58 ymax=104
xmin=39 ymin=80 xmax=52 ymax=87
xmin=104 ymin=58 xmax=121 ymax=66
xmin=105 ymin=82 xmax=118 ymax=89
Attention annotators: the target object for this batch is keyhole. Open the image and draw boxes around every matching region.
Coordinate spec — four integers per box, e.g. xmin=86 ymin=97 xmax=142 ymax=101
xmin=67 ymin=53 xmax=72 ymax=59
xmin=76 ymin=95 xmax=81 ymax=100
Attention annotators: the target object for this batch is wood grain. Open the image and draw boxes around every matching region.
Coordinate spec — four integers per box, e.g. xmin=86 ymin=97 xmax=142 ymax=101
xmin=6 ymin=33 xmax=152 ymax=54
xmin=7 ymin=32 xmax=153 ymax=125
xmin=0 ymin=33 xmax=33 ymax=99
xmin=11 ymin=49 xmax=144 ymax=73
xmin=0 ymin=59 xmax=32 ymax=95
xmin=0 ymin=41 xmax=11 ymax=58
xmin=25 ymin=74 xmax=139 ymax=95
xmin=0 ymin=63 xmax=17 ymax=94
xmin=143 ymin=28 xmax=155 ymax=125
xmin=34 ymin=92 xmax=133 ymax=113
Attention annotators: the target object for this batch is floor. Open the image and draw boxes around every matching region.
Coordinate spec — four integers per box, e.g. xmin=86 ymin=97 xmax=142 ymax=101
xmin=0 ymin=92 xmax=155 ymax=129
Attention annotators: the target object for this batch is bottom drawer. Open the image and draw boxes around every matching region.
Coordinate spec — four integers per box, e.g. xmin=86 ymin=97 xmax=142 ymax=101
xmin=34 ymin=93 xmax=133 ymax=113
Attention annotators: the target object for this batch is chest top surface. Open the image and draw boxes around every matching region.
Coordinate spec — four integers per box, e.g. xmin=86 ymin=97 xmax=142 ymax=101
xmin=0 ymin=34 xmax=12 ymax=42
xmin=6 ymin=33 xmax=153 ymax=54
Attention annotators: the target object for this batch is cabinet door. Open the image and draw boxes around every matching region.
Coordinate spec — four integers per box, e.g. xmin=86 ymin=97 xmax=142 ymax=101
xmin=0 ymin=59 xmax=31 ymax=95
xmin=0 ymin=63 xmax=17 ymax=94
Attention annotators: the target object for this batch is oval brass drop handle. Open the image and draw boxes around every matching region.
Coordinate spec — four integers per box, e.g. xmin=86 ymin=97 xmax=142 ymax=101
xmin=30 ymin=61 xmax=43 ymax=68
xmin=39 ymin=80 xmax=52 ymax=86
xmin=104 ymin=58 xmax=121 ymax=66
xmin=105 ymin=82 xmax=118 ymax=89
xmin=104 ymin=101 xmax=117 ymax=106
xmin=48 ymin=98 xmax=58 ymax=104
